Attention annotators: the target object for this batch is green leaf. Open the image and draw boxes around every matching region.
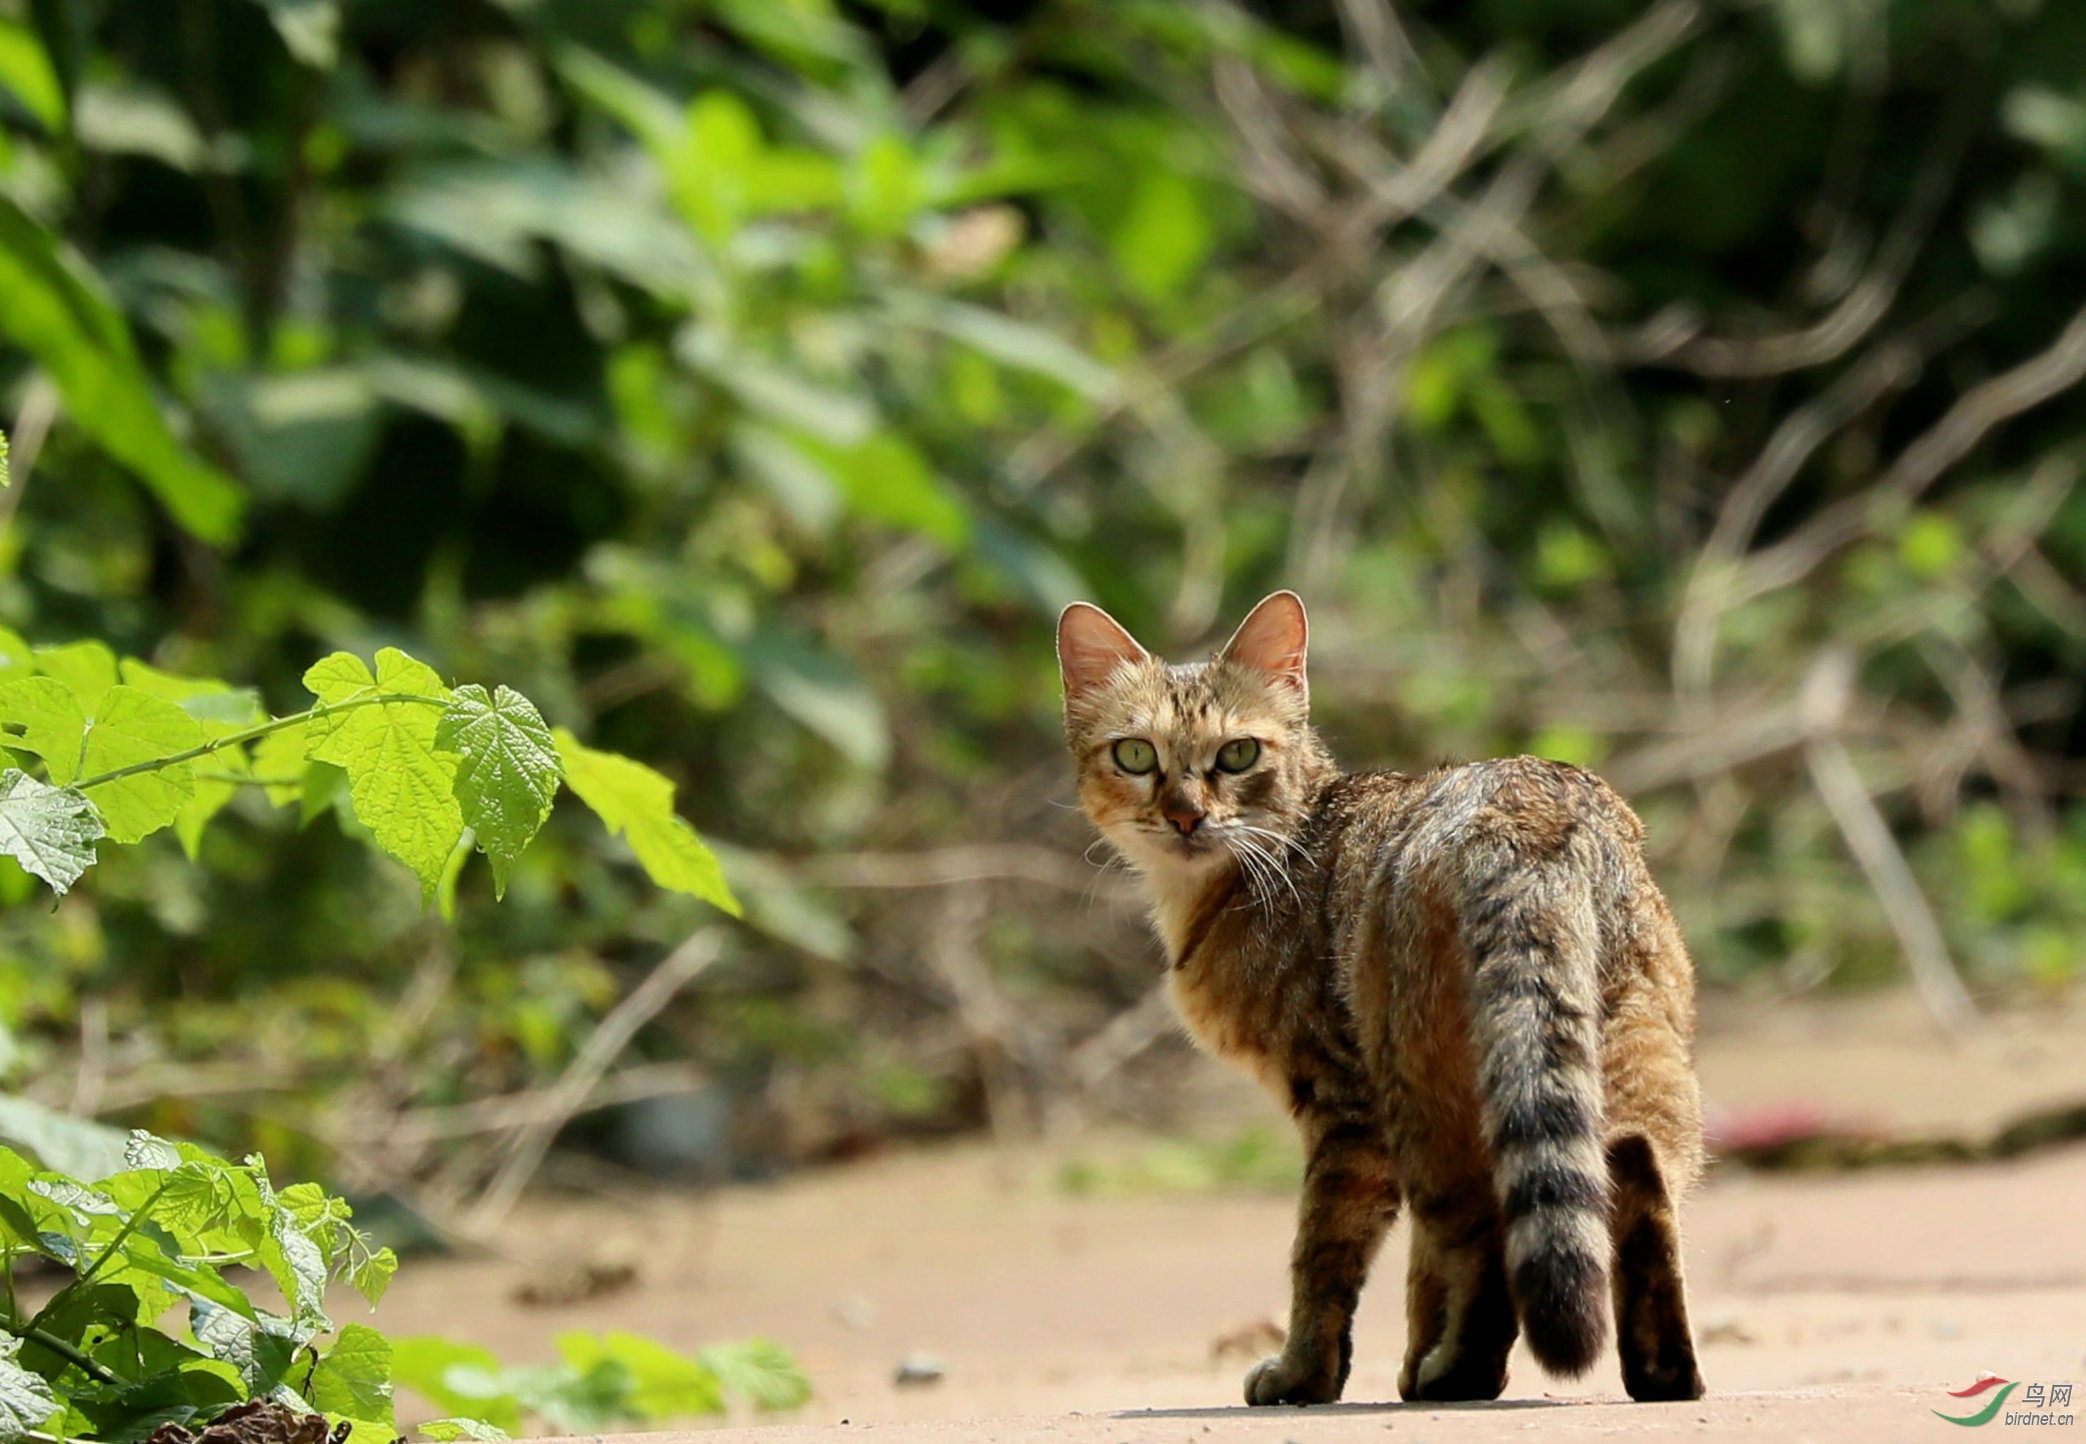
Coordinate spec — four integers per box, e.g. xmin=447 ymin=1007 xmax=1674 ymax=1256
xmin=557 ymin=1333 xmax=720 ymax=1420
xmin=1111 ymin=169 xmax=1211 ymax=303
xmin=0 ymin=676 xmax=88 ymax=782
xmin=742 ymin=630 xmax=890 ymax=770
xmin=175 ymin=741 xmax=245 ymax=860
xmin=0 ymin=1097 xmax=126 ymax=1180
xmin=434 ymin=685 xmax=561 ymax=898
xmin=676 ymin=326 xmax=873 ymax=446
xmin=309 ymin=1324 xmax=393 ymax=1428
xmin=304 ymin=650 xmax=462 ymax=900
xmin=244 ymin=0 xmax=338 ymax=69
xmin=107 ymin=1222 xmax=259 ymax=1322
xmin=417 ymin=1420 xmax=509 ymax=1442
xmin=0 ymin=197 xmax=242 ymax=542
xmin=0 ymin=19 xmax=64 ymax=132
xmin=121 ymin=1132 xmax=186 ymax=1172
xmin=0 ymin=626 xmax=33 ymax=682
xmin=550 ymin=729 xmax=738 ymax=914
xmin=389 ymin=1339 xmax=520 ymax=1436
xmin=893 ymin=294 xmax=1117 ymax=403
xmin=347 ymin=1242 xmax=397 ymax=1309
xmin=698 ymin=1339 xmax=811 ymax=1411
xmin=17 ymin=1282 xmax=142 ymax=1377
xmin=77 ymin=687 xmax=206 ymax=844
xmin=0 ymin=1335 xmax=60 ymax=1439
xmin=191 ymin=1300 xmax=300 ymax=1396
xmin=0 ymin=768 xmax=102 ymax=895
xmin=31 ymin=641 xmax=117 ymax=720
xmin=252 ymin=720 xmax=310 ymax=807
xmin=257 ymin=1206 xmax=331 ymax=1333
xmin=797 ymin=431 xmax=969 ymax=549
xmin=496 ymin=1360 xmax=630 ymax=1434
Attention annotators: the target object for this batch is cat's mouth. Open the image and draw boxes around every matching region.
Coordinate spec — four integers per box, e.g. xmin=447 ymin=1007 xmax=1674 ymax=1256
xmin=1133 ymin=823 xmax=1222 ymax=863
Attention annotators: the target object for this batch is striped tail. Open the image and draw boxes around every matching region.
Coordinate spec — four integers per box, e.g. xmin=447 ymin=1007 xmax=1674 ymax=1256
xmin=1460 ymin=842 xmax=1611 ymax=1376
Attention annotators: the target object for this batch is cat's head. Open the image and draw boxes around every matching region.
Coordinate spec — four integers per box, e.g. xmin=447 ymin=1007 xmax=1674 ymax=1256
xmin=1056 ymin=591 xmax=1331 ymax=884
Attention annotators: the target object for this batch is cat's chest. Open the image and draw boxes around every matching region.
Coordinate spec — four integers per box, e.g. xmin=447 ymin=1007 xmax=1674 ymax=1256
xmin=1166 ymin=951 xmax=1288 ymax=1095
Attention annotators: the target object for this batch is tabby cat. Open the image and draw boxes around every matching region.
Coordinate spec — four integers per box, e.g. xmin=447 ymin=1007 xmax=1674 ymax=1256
xmin=1056 ymin=590 xmax=1705 ymax=1405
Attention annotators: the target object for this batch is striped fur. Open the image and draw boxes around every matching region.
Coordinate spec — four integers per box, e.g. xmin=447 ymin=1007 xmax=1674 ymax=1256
xmin=1457 ymin=831 xmax=1610 ymax=1375
xmin=1059 ymin=593 xmax=1706 ymax=1405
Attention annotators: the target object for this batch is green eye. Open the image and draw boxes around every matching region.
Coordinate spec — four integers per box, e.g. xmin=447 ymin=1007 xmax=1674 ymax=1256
xmin=1112 ymin=738 xmax=1158 ymax=774
xmin=1216 ymin=737 xmax=1260 ymax=773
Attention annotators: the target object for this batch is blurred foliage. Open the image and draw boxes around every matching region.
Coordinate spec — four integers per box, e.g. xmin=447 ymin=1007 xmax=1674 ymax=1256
xmin=0 ymin=0 xmax=2078 ymax=1201
xmin=1057 ymin=1125 xmax=1303 ymax=1197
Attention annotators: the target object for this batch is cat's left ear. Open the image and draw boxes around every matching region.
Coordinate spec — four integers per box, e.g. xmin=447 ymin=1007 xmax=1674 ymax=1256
xmin=1218 ymin=591 xmax=1308 ymax=692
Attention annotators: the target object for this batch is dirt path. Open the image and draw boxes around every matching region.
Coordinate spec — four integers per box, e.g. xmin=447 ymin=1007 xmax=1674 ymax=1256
xmin=370 ymin=994 xmax=2086 ymax=1439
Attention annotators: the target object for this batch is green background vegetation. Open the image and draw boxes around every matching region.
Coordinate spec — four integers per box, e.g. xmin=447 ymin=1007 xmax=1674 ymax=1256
xmin=0 ymin=0 xmax=2080 ymax=1207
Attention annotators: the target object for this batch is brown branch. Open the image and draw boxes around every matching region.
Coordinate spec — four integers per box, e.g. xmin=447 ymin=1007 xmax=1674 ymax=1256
xmin=467 ymin=928 xmax=725 ymax=1233
xmin=1731 ymin=301 xmax=2086 ymax=610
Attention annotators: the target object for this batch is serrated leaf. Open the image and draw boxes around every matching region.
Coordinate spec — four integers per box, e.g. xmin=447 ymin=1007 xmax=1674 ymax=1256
xmin=0 ymin=676 xmax=88 ymax=782
xmin=76 ymin=686 xmax=206 ymax=844
xmin=0 ymin=1335 xmax=60 ymax=1438
xmin=258 ymin=1207 xmax=331 ymax=1333
xmin=435 ymin=685 xmax=560 ymax=898
xmin=697 ymin=1339 xmax=810 ymax=1411
xmin=417 ymin=1419 xmax=509 ymax=1442
xmin=123 ymin=1133 xmax=185 ymax=1172
xmin=191 ymin=1300 xmax=301 ymax=1396
xmin=303 ymin=650 xmax=461 ymax=900
xmin=349 ymin=1241 xmax=398 ymax=1309
xmin=0 ymin=769 xmax=102 ymax=895
xmin=309 ymin=1324 xmax=393 ymax=1428
xmin=550 ymin=730 xmax=737 ymax=914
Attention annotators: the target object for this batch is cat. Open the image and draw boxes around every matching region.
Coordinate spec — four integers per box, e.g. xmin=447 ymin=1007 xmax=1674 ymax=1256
xmin=1056 ymin=589 xmax=1706 ymax=1406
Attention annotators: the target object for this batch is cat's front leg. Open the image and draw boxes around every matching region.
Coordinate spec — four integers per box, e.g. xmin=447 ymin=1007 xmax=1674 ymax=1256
xmin=1245 ymin=1110 xmax=1399 ymax=1406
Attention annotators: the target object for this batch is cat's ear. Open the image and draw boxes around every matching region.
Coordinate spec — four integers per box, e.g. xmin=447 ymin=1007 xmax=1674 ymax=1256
xmin=1218 ymin=591 xmax=1308 ymax=691
xmin=1058 ymin=602 xmax=1150 ymax=697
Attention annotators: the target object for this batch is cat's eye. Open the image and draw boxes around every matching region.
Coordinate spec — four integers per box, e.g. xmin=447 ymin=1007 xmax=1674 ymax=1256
xmin=1216 ymin=737 xmax=1260 ymax=773
xmin=1112 ymin=738 xmax=1158 ymax=775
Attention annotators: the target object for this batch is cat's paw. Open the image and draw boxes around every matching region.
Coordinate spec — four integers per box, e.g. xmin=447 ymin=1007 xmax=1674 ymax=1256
xmin=1243 ymin=1352 xmax=1341 ymax=1406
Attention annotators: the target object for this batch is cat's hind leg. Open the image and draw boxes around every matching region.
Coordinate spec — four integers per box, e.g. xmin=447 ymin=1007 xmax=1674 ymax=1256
xmin=1396 ymin=1193 xmax=1517 ymax=1402
xmin=1606 ymin=1133 xmax=1705 ymax=1401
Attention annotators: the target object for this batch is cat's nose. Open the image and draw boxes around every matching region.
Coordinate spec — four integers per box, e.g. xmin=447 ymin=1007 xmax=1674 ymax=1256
xmin=1163 ymin=803 xmax=1205 ymax=835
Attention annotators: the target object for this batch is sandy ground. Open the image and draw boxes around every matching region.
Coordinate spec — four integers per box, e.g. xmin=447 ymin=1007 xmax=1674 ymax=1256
xmin=368 ymin=992 xmax=2086 ymax=1441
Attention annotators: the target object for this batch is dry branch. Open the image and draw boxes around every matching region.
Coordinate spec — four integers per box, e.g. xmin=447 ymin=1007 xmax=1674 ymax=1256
xmin=467 ymin=928 xmax=725 ymax=1232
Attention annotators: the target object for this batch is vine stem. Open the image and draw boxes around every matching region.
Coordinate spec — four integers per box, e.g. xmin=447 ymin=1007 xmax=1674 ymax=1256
xmin=0 ymin=1319 xmax=123 ymax=1387
xmin=71 ymin=693 xmax=451 ymax=792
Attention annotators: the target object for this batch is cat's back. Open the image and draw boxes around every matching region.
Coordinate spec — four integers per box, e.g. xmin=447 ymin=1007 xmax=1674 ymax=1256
xmin=1319 ymin=755 xmax=1645 ymax=879
xmin=1308 ymin=755 xmax=1661 ymax=976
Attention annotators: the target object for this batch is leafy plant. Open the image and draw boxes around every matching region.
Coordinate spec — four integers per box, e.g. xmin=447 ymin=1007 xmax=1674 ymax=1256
xmin=0 ymin=1129 xmax=397 ymax=1443
xmin=0 ymin=639 xmax=736 ymax=918
xmin=392 ymin=1332 xmax=808 ymax=1436
xmin=0 ymin=1124 xmax=806 ymax=1444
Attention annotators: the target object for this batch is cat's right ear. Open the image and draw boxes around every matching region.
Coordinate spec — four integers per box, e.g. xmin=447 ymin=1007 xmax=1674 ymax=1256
xmin=1057 ymin=602 xmax=1150 ymax=698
